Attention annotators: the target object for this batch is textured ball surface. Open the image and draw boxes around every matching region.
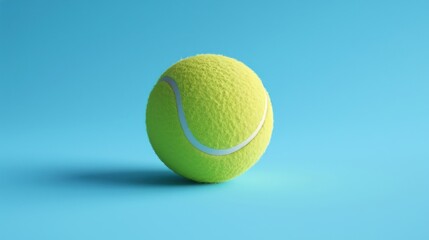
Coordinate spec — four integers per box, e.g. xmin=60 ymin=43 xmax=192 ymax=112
xmin=146 ymin=54 xmax=273 ymax=183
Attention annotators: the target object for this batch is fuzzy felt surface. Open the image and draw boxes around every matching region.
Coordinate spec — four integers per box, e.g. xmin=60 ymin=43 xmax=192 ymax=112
xmin=146 ymin=54 xmax=273 ymax=182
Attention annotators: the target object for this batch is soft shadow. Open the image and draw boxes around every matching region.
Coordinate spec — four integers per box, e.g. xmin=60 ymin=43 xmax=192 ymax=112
xmin=53 ymin=168 xmax=200 ymax=187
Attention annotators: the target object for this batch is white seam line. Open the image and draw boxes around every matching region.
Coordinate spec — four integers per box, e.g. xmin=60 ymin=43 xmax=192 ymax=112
xmin=159 ymin=76 xmax=268 ymax=156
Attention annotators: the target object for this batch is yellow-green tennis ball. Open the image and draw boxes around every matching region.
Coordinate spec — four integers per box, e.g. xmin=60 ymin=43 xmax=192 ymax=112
xmin=146 ymin=54 xmax=273 ymax=183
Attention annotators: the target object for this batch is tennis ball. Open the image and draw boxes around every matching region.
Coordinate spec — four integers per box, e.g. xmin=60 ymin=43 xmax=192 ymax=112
xmin=146 ymin=54 xmax=273 ymax=183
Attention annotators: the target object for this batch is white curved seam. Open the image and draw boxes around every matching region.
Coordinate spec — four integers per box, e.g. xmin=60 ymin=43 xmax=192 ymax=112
xmin=160 ymin=76 xmax=268 ymax=156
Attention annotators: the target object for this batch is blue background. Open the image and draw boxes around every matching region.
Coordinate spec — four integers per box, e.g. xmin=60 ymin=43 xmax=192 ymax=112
xmin=1 ymin=0 xmax=428 ymax=239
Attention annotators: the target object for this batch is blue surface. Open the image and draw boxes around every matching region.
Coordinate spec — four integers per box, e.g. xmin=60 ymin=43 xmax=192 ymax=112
xmin=1 ymin=0 xmax=428 ymax=239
